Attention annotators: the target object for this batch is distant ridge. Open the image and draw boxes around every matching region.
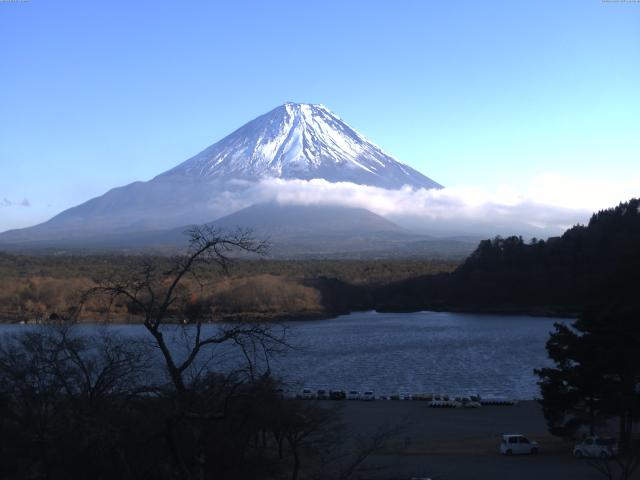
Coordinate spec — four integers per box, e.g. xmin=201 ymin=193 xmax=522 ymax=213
xmin=0 ymin=103 xmax=442 ymax=249
xmin=210 ymin=203 xmax=403 ymax=235
xmin=0 ymin=203 xmax=478 ymax=259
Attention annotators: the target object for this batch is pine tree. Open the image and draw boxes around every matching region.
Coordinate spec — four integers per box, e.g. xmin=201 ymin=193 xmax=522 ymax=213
xmin=535 ymin=305 xmax=640 ymax=448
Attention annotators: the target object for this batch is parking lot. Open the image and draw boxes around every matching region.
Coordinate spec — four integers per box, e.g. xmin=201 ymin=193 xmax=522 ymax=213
xmin=332 ymin=400 xmax=636 ymax=480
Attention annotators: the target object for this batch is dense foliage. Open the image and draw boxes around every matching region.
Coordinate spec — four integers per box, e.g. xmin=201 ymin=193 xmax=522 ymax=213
xmin=0 ymin=257 xmax=456 ymax=323
xmin=535 ymin=305 xmax=640 ymax=446
xmin=373 ymin=198 xmax=640 ymax=314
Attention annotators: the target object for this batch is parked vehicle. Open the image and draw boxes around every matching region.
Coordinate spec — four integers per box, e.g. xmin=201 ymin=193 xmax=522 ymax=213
xmin=481 ymin=397 xmax=517 ymax=406
xmin=500 ymin=434 xmax=540 ymax=455
xmin=316 ymin=389 xmax=329 ymax=400
xmin=301 ymin=388 xmax=314 ymax=399
xmin=430 ymin=394 xmax=457 ymax=408
xmin=412 ymin=393 xmax=432 ymax=401
xmin=573 ymin=436 xmax=618 ymax=459
xmin=329 ymin=390 xmax=346 ymax=400
xmin=454 ymin=396 xmax=481 ymax=408
xmin=347 ymin=390 xmax=360 ymax=400
xmin=362 ymin=391 xmax=375 ymax=401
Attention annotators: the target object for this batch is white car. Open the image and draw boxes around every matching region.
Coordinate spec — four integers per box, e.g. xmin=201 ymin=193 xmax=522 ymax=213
xmin=430 ymin=394 xmax=457 ymax=408
xmin=362 ymin=391 xmax=375 ymax=401
xmin=573 ymin=436 xmax=618 ymax=459
xmin=429 ymin=397 xmax=447 ymax=407
xmin=300 ymin=388 xmax=314 ymax=399
xmin=500 ymin=434 xmax=540 ymax=455
xmin=347 ymin=390 xmax=360 ymax=400
xmin=454 ymin=396 xmax=481 ymax=408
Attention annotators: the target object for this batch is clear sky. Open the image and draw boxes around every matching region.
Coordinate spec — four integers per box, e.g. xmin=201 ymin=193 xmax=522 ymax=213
xmin=1 ymin=0 xmax=639 ymax=230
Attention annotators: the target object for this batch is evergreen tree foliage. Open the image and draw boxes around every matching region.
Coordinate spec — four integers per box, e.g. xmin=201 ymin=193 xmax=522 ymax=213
xmin=535 ymin=304 xmax=640 ymax=447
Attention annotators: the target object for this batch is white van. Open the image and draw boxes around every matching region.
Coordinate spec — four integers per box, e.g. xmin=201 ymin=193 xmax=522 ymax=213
xmin=500 ymin=434 xmax=540 ymax=455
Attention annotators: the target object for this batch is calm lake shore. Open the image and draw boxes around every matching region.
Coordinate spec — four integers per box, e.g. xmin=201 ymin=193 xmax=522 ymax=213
xmin=0 ymin=304 xmax=578 ymax=325
xmin=0 ymin=311 xmax=569 ymax=400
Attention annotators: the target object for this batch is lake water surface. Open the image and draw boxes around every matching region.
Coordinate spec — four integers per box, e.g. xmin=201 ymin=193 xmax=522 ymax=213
xmin=0 ymin=311 xmax=571 ymax=400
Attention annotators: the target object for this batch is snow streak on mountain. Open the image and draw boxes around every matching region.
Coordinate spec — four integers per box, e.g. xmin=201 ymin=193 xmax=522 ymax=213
xmin=161 ymin=103 xmax=442 ymax=190
xmin=0 ymin=102 xmax=444 ymax=245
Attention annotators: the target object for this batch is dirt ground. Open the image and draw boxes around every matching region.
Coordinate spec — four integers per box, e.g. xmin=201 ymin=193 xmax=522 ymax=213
xmin=331 ymin=400 xmax=637 ymax=480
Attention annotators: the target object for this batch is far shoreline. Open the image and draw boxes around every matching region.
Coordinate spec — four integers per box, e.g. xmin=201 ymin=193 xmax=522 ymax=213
xmin=0 ymin=307 xmax=578 ymax=326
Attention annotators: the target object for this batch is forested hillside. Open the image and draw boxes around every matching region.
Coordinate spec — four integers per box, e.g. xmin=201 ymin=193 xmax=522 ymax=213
xmin=2 ymin=199 xmax=638 ymax=322
xmin=0 ymin=256 xmax=456 ymax=322
xmin=374 ymin=198 xmax=640 ymax=314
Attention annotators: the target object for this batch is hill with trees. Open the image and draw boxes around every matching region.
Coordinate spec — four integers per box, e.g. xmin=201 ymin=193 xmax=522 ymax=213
xmin=372 ymin=198 xmax=640 ymax=315
xmin=1 ymin=199 xmax=638 ymax=322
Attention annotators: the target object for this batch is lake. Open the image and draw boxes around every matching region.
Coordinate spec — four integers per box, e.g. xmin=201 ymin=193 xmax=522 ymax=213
xmin=0 ymin=311 xmax=571 ymax=400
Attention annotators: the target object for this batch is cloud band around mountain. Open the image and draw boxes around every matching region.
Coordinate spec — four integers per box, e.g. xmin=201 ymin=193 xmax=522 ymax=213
xmin=212 ymin=173 xmax=638 ymax=235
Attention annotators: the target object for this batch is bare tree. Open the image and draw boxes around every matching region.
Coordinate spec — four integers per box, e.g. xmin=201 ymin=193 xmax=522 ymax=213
xmin=280 ymin=400 xmax=339 ymax=480
xmin=0 ymin=323 xmax=152 ymax=414
xmin=313 ymin=421 xmax=405 ymax=480
xmin=87 ymin=226 xmax=285 ymax=397
xmin=85 ymin=226 xmax=291 ymax=480
xmin=588 ymin=445 xmax=640 ymax=480
xmin=266 ymin=399 xmax=402 ymax=480
xmin=0 ymin=325 xmax=154 ymax=479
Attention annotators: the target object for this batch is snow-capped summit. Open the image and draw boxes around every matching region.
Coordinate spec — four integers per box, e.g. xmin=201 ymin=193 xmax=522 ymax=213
xmin=161 ymin=102 xmax=441 ymax=190
xmin=0 ymin=103 xmax=443 ymax=246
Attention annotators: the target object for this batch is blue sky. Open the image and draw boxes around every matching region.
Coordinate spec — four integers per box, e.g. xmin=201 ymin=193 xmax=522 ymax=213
xmin=1 ymin=0 xmax=639 ymax=230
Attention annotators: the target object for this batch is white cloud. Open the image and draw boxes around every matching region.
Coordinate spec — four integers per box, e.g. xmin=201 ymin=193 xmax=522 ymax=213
xmin=204 ymin=173 xmax=637 ymax=235
xmin=247 ymin=179 xmax=578 ymax=228
xmin=525 ymin=172 xmax=640 ymax=212
xmin=1 ymin=197 xmax=31 ymax=208
xmin=3 ymin=174 xmax=635 ymax=237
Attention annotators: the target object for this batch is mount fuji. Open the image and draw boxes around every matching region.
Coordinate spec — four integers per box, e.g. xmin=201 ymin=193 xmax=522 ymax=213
xmin=0 ymin=103 xmax=447 ymax=253
xmin=162 ymin=102 xmax=441 ymax=190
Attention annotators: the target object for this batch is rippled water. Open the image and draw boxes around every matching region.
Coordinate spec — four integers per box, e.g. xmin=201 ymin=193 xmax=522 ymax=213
xmin=274 ymin=311 xmax=570 ymax=400
xmin=0 ymin=311 xmax=571 ymax=399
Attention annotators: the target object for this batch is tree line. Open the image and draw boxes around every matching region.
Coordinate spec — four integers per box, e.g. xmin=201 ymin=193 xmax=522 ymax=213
xmin=0 ymin=254 xmax=457 ymax=323
xmin=0 ymin=227 xmax=397 ymax=480
xmin=369 ymin=198 xmax=640 ymax=314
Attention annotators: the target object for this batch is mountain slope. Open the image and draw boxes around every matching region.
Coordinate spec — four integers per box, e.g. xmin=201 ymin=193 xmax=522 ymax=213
xmin=0 ymin=203 xmax=478 ymax=259
xmin=161 ymin=103 xmax=441 ymax=190
xmin=211 ymin=203 xmax=402 ymax=235
xmin=0 ymin=103 xmax=442 ymax=246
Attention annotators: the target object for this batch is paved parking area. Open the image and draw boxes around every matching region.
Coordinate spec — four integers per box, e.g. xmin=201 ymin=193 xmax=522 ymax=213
xmin=332 ymin=400 xmax=635 ymax=480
